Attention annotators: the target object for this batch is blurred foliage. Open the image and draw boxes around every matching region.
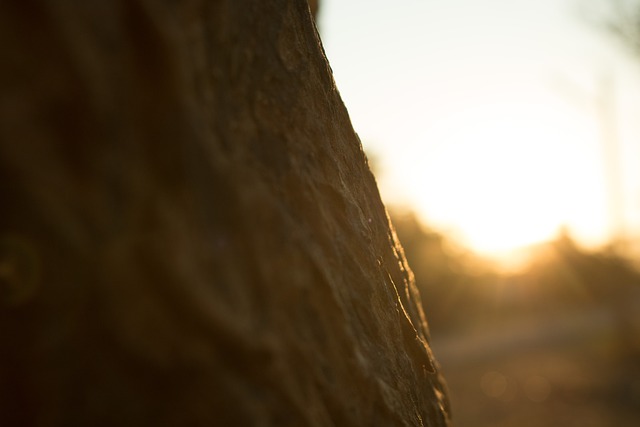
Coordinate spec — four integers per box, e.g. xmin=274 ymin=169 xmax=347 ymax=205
xmin=587 ymin=0 xmax=640 ymax=56
xmin=389 ymin=207 xmax=640 ymax=339
xmin=389 ymin=208 xmax=498 ymax=333
xmin=604 ymin=0 xmax=640 ymax=55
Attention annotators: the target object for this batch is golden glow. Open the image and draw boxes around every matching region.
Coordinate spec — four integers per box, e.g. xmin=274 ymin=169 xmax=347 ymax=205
xmin=395 ymin=96 xmax=608 ymax=258
xmin=321 ymin=0 xmax=640 ymax=260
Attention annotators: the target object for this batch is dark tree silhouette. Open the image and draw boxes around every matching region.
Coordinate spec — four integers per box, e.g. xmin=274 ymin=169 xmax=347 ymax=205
xmin=0 ymin=0 xmax=450 ymax=426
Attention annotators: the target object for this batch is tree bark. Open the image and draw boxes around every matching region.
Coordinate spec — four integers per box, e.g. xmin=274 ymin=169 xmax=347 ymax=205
xmin=0 ymin=1 xmax=451 ymax=425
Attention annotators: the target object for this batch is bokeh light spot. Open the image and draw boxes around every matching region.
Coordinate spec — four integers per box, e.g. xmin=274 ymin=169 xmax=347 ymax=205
xmin=481 ymin=371 xmax=508 ymax=399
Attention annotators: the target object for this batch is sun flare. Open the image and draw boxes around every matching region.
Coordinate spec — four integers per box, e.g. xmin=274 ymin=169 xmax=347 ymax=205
xmin=388 ymin=96 xmax=609 ymax=258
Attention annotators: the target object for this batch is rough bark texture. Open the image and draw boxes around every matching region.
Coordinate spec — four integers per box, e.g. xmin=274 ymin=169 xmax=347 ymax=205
xmin=0 ymin=1 xmax=451 ymax=426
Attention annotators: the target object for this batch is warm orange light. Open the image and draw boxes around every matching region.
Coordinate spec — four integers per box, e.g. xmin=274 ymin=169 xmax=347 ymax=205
xmin=390 ymin=95 xmax=609 ymax=260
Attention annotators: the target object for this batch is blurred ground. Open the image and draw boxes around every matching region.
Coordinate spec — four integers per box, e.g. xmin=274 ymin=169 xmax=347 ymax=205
xmin=433 ymin=309 xmax=640 ymax=427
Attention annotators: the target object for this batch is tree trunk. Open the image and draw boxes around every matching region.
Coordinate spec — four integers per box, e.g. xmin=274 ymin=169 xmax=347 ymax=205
xmin=0 ymin=1 xmax=451 ymax=425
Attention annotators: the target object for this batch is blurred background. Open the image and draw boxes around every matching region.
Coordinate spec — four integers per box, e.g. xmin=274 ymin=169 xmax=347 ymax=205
xmin=317 ymin=0 xmax=640 ymax=426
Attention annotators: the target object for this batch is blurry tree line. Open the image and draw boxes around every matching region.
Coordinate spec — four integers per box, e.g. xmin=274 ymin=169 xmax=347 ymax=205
xmin=389 ymin=208 xmax=640 ymax=345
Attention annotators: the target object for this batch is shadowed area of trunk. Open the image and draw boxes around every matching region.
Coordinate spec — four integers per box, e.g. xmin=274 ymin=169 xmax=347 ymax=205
xmin=0 ymin=1 xmax=450 ymax=425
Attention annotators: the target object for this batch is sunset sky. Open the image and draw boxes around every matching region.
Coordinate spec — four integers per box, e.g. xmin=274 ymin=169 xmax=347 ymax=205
xmin=319 ymin=0 xmax=640 ymax=257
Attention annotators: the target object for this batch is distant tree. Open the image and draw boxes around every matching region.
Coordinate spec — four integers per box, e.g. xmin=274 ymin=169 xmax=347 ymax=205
xmin=591 ymin=0 xmax=640 ymax=55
